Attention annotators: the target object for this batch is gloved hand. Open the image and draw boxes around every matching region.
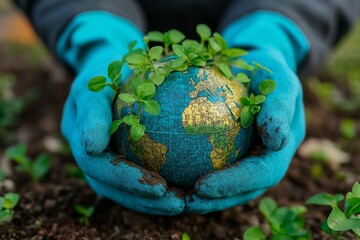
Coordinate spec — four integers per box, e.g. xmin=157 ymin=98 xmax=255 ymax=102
xmin=186 ymin=11 xmax=310 ymax=214
xmin=58 ymin=12 xmax=184 ymax=215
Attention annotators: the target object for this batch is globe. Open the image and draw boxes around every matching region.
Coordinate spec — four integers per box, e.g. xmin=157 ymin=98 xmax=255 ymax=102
xmin=112 ymin=65 xmax=253 ymax=188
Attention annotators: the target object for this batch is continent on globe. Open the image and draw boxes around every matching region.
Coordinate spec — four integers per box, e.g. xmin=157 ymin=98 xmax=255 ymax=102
xmin=113 ymin=65 xmax=253 ymax=188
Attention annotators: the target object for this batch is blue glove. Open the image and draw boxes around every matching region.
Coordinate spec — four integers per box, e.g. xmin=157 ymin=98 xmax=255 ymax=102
xmin=186 ymin=11 xmax=310 ymax=214
xmin=58 ymin=12 xmax=184 ymax=215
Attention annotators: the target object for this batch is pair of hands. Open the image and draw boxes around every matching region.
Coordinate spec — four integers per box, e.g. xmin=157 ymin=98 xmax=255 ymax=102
xmin=61 ymin=49 xmax=306 ymax=215
xmin=58 ymin=11 xmax=308 ymax=215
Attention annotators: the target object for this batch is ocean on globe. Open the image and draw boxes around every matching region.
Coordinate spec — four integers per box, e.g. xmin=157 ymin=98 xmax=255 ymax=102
xmin=112 ymin=65 xmax=253 ymax=188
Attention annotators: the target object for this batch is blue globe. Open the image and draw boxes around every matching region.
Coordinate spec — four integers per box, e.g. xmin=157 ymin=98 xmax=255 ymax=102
xmin=113 ymin=65 xmax=253 ymax=188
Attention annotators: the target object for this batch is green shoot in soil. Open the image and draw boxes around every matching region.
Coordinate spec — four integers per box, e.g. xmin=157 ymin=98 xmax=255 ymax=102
xmin=0 ymin=192 xmax=20 ymax=225
xmin=182 ymin=232 xmax=191 ymax=240
xmin=75 ymin=204 xmax=95 ymax=226
xmin=88 ymin=24 xmax=276 ymax=140
xmin=5 ymin=143 xmax=51 ymax=183
xmin=306 ymin=182 xmax=360 ymax=239
xmin=339 ymin=118 xmax=356 ymax=140
xmin=243 ymin=197 xmax=312 ymax=240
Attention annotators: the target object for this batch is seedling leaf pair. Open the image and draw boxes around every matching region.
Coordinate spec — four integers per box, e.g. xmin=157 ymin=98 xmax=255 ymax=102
xmin=5 ymin=144 xmax=51 ymax=183
xmin=306 ymin=182 xmax=360 ymax=237
xmin=244 ymin=197 xmax=311 ymax=239
xmin=0 ymin=192 xmax=20 ymax=225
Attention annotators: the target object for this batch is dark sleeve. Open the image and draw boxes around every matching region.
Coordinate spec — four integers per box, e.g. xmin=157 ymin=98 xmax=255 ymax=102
xmin=219 ymin=0 xmax=360 ymax=75
xmin=13 ymin=0 xmax=146 ymax=53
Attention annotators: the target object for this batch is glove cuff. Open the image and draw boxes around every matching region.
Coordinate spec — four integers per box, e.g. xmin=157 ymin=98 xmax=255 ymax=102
xmin=222 ymin=11 xmax=310 ymax=72
xmin=56 ymin=11 xmax=144 ymax=77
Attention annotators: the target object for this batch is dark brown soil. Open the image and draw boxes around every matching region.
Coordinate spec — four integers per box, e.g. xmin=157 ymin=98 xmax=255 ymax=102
xmin=0 ymin=40 xmax=360 ymax=240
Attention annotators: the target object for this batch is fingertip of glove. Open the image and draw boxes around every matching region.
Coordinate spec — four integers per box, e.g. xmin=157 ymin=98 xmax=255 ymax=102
xmin=257 ymin=115 xmax=290 ymax=151
xmin=81 ymin=124 xmax=110 ymax=155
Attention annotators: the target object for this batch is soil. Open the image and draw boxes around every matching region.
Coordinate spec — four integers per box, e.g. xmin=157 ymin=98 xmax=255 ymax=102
xmin=0 ymin=38 xmax=360 ymax=240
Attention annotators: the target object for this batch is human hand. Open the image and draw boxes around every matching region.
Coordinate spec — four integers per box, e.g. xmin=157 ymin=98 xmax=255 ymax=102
xmin=186 ymin=50 xmax=305 ymax=213
xmin=58 ymin=12 xmax=184 ymax=215
xmin=186 ymin=12 xmax=309 ymax=214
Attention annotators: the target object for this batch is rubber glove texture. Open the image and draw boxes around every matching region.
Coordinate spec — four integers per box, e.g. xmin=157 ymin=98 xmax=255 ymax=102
xmin=58 ymin=12 xmax=184 ymax=215
xmin=186 ymin=11 xmax=309 ymax=214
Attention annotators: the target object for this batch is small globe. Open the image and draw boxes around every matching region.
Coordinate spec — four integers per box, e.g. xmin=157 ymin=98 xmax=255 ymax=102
xmin=112 ymin=65 xmax=253 ymax=188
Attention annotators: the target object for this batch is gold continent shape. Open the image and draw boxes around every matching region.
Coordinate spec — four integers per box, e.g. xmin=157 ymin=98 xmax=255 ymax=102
xmin=129 ymin=134 xmax=168 ymax=172
xmin=182 ymin=67 xmax=246 ymax=170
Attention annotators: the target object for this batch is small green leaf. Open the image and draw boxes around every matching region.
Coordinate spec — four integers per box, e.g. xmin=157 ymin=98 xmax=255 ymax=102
xmin=208 ymin=37 xmax=222 ymax=52
xmin=253 ymin=61 xmax=273 ymax=73
xmin=3 ymin=193 xmax=20 ymax=210
xmin=88 ymin=76 xmax=107 ymax=92
xmin=222 ymin=48 xmax=248 ymax=57
xmin=167 ymin=29 xmax=185 ymax=44
xmin=75 ymin=204 xmax=95 ymax=218
xmin=259 ymin=197 xmax=277 ymax=220
xmin=150 ymin=70 xmax=166 ymax=85
xmin=172 ymin=63 xmax=188 ymax=72
xmin=196 ymin=24 xmax=211 ymax=40
xmin=240 ymin=97 xmax=251 ymax=106
xmin=110 ymin=120 xmax=123 ymax=135
xmin=171 ymin=57 xmax=186 ymax=68
xmin=254 ymin=95 xmax=266 ymax=104
xmin=5 ymin=144 xmax=26 ymax=162
xmin=217 ymin=63 xmax=233 ymax=79
xmin=0 ymin=197 xmax=4 ymax=209
xmin=243 ymin=226 xmax=266 ymax=240
xmin=130 ymin=124 xmax=146 ymax=140
xmin=119 ymin=93 xmax=137 ymax=103
xmin=144 ymin=100 xmax=160 ymax=115
xmin=126 ymin=53 xmax=146 ymax=65
xmin=187 ymin=52 xmax=198 ymax=61
xmin=0 ymin=210 xmax=13 ymax=225
xmin=123 ymin=114 xmax=138 ymax=126
xmin=320 ymin=220 xmax=334 ymax=234
xmin=136 ymin=82 xmax=156 ymax=100
xmin=128 ymin=40 xmax=137 ymax=51
xmin=182 ymin=232 xmax=191 ymax=240
xmin=250 ymin=105 xmax=261 ymax=114
xmin=148 ymin=46 xmax=163 ymax=60
xmin=183 ymin=40 xmax=202 ymax=53
xmin=32 ymin=154 xmax=50 ymax=181
xmin=306 ymin=193 xmax=344 ymax=207
xmin=328 ymin=205 xmax=360 ymax=231
xmin=345 ymin=197 xmax=360 ymax=217
xmin=230 ymin=59 xmax=253 ymax=70
xmin=146 ymin=31 xmax=164 ymax=42
xmin=236 ymin=73 xmax=250 ymax=83
xmin=259 ymin=79 xmax=276 ymax=95
xmin=240 ymin=106 xmax=254 ymax=128
xmin=213 ymin=33 xmax=227 ymax=50
xmin=192 ymin=58 xmax=207 ymax=67
xmin=172 ymin=44 xmax=186 ymax=58
xmin=107 ymin=60 xmax=122 ymax=82
xmin=353 ymin=182 xmax=360 ymax=196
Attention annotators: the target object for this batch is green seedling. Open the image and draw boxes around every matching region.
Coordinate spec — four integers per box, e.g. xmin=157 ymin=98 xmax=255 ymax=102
xmin=88 ymin=24 xmax=276 ymax=140
xmin=306 ymin=182 xmax=360 ymax=239
xmin=243 ymin=197 xmax=312 ymax=240
xmin=5 ymin=143 xmax=51 ymax=183
xmin=182 ymin=232 xmax=191 ymax=240
xmin=75 ymin=204 xmax=95 ymax=226
xmin=0 ymin=192 xmax=20 ymax=225
xmin=339 ymin=118 xmax=356 ymax=140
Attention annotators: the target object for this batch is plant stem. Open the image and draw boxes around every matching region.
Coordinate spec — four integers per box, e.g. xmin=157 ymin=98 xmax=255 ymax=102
xmin=137 ymin=104 xmax=143 ymax=119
